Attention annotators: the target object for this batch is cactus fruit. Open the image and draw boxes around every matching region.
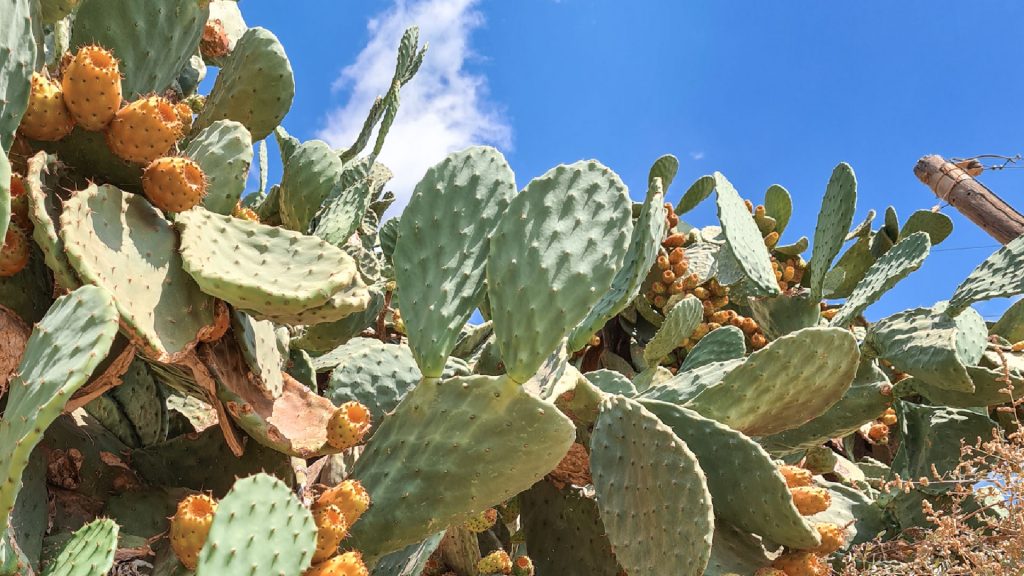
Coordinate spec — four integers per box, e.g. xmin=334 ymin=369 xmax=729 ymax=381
xmin=61 ymin=45 xmax=122 ymax=131
xmin=880 ymin=407 xmax=898 ymax=426
xmin=476 ymin=550 xmax=513 ymax=575
xmin=304 ymin=551 xmax=368 ymax=576
xmin=105 ymin=96 xmax=183 ymax=164
xmin=19 ymin=73 xmax=75 ymax=141
xmin=0 ymin=225 xmax=29 ymax=277
xmin=867 ymin=422 xmax=890 ymax=444
xmin=811 ymin=522 xmax=846 ymax=555
xmin=232 ymin=201 xmax=259 ymax=222
xmin=312 ymin=505 xmax=349 ymax=562
xmin=802 ymin=447 xmax=837 ymax=475
xmin=141 ymin=156 xmax=207 ymax=213
xmin=778 ymin=465 xmax=812 ymax=488
xmin=175 ymin=102 xmax=194 ymax=133
xmin=548 ymin=442 xmax=592 ymax=490
xmin=201 ymin=20 xmax=231 ymax=60
xmin=511 ymin=555 xmax=535 ymax=576
xmin=315 ymin=480 xmax=371 ymax=525
xmin=789 ymin=486 xmax=831 ymax=516
xmin=463 ymin=508 xmax=498 ymax=533
xmin=169 ymin=493 xmax=218 ymax=571
xmin=326 ymin=401 xmax=372 ymax=451
xmin=771 ymin=551 xmax=828 ymax=576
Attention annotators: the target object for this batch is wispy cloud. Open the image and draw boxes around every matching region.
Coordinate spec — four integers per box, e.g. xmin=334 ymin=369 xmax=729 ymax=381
xmin=690 ymin=151 xmax=705 ymax=161
xmin=317 ymin=0 xmax=512 ymax=216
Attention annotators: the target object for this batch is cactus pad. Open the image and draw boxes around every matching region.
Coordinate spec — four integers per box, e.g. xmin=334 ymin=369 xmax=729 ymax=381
xmin=40 ymin=518 xmax=118 ymax=576
xmin=394 ymin=147 xmax=515 ymax=376
xmin=23 ymin=152 xmax=79 ymax=289
xmin=714 ymin=172 xmax=780 ymax=296
xmin=323 ymin=339 xmax=421 ymax=434
xmin=808 ymin=163 xmax=857 ymax=301
xmin=830 ymin=231 xmax=930 ymax=327
xmin=644 ymin=295 xmax=702 ymax=364
xmin=675 ymin=175 xmax=714 ymax=215
xmin=949 ymin=233 xmax=1024 ymax=315
xmin=679 ymin=325 xmax=746 ymax=371
xmin=231 ymin=310 xmax=284 ymax=398
xmin=184 ymin=120 xmax=253 ymax=215
xmin=0 ymin=0 xmax=35 ymax=150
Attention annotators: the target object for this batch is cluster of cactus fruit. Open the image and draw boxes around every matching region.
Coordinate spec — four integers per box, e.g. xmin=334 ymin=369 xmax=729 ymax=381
xmin=2 ymin=1 xmax=1024 ymax=576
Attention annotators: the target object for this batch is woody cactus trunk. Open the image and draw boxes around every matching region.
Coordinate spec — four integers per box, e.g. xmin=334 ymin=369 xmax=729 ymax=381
xmin=1 ymin=1 xmax=1024 ymax=576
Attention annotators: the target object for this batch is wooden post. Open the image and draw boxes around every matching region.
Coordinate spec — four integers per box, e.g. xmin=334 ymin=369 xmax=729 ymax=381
xmin=914 ymin=154 xmax=1024 ymax=244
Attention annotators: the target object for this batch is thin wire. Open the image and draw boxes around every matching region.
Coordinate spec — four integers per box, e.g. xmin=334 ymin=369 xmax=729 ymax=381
xmin=931 ymin=245 xmax=1000 ymax=252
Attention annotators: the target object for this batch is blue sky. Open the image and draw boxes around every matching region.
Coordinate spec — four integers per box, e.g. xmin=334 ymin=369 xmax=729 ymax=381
xmin=233 ymin=0 xmax=1024 ymax=321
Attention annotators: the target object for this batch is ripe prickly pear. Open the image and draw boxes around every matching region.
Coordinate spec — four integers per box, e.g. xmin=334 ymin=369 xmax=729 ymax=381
xmin=312 ymin=505 xmax=349 ymax=563
xmin=304 ymin=551 xmax=368 ymax=576
xmin=880 ymin=407 xmax=898 ymax=426
xmin=790 ymin=486 xmax=831 ymax=516
xmin=315 ymin=480 xmax=371 ymax=526
xmin=169 ymin=494 xmax=217 ymax=571
xmin=0 ymin=225 xmax=30 ymax=278
xmin=778 ymin=464 xmax=812 ymax=488
xmin=463 ymin=508 xmax=498 ymax=533
xmin=476 ymin=550 xmax=513 ymax=575
xmin=175 ymin=101 xmax=193 ymax=133
xmin=811 ymin=522 xmax=846 ymax=555
xmin=867 ymin=422 xmax=890 ymax=444
xmin=61 ymin=45 xmax=122 ymax=131
xmin=326 ymin=401 xmax=372 ymax=450
xmin=141 ymin=156 xmax=207 ymax=213
xmin=20 ymin=72 xmax=75 ymax=141
xmin=771 ymin=551 xmax=828 ymax=576
xmin=201 ymin=19 xmax=230 ymax=60
xmin=511 ymin=555 xmax=535 ymax=576
xmin=232 ymin=201 xmax=260 ymax=222
xmin=105 ymin=95 xmax=183 ymax=164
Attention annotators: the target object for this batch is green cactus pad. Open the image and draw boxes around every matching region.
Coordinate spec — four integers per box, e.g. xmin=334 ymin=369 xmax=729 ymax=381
xmin=246 ymin=281 xmax=371 ymax=326
xmin=371 ymin=532 xmax=446 ymax=576
xmin=184 ymin=120 xmax=253 ymax=216
xmin=195 ymin=474 xmax=316 ymax=576
xmin=175 ymin=207 xmax=365 ymax=317
xmin=0 ymin=148 xmax=8 ymax=244
xmin=893 ymin=403 xmax=998 ymax=487
xmin=277 ymin=139 xmax=343 ymax=232
xmin=648 ymin=154 xmax=679 ymax=191
xmin=570 ymin=175 xmax=667 ymax=352
xmin=808 ymin=163 xmax=857 ymax=301
xmin=286 ymin=348 xmax=315 ymax=389
xmin=312 ymin=160 xmax=392 ymax=245
xmin=0 ymin=286 xmax=118 ymax=529
xmin=679 ymin=325 xmax=746 ymax=371
xmin=394 ymin=147 xmax=515 ymax=376
xmin=830 ymin=231 xmax=931 ymax=327
xmin=487 ymin=161 xmax=632 ymax=382
xmin=900 ymin=210 xmax=952 ymax=245
xmin=520 ymin=480 xmax=622 ymax=576
xmin=760 ymin=359 xmax=890 ymax=455
xmin=808 ymin=480 xmax=887 ymax=547
xmin=992 ymin=298 xmax=1024 ymax=343
xmin=640 ymin=400 xmax=821 ymax=548
xmin=638 ymin=359 xmax=743 ymax=405
xmin=675 ymin=174 xmax=714 ymax=215
xmin=40 ymin=518 xmax=117 ymax=576
xmin=590 ymin=396 xmax=714 ymax=576
xmin=104 ymin=487 xmax=189 ymax=541
xmin=774 ymin=236 xmax=809 ymax=256
xmin=584 ymin=369 xmax=637 ymax=396
xmin=0 ymin=0 xmax=35 ymax=150
xmin=37 ymin=128 xmax=144 ymax=192
xmin=109 ymin=357 xmax=168 ymax=446
xmin=685 ymin=327 xmax=859 ymax=436
xmin=747 ymin=289 xmax=821 ymax=340
xmin=292 ymin=287 xmax=385 ymax=353
xmin=231 ymin=310 xmax=284 ymax=398
xmin=194 ymin=27 xmax=294 ymax=141
xmin=901 ymin=365 xmax=1019 ymax=408
xmin=71 ymin=0 xmax=207 ymax=97
xmin=764 ymin=184 xmax=793 ymax=236
xmin=61 ymin=185 xmax=217 ymax=360
xmin=324 ymin=339 xmax=421 ymax=434
xmin=10 ymin=447 xmax=46 ymax=573
xmin=863 ymin=304 xmax=977 ymax=392
xmin=714 ymin=172 xmax=780 ymax=296
xmin=84 ymin=393 xmax=141 ymax=447
xmin=201 ymin=338 xmax=338 ymax=458
xmin=644 ymin=295 xmax=702 ymax=364
xmin=949 ymin=233 xmax=1024 ymax=315
xmin=23 ymin=152 xmax=79 ymax=289
xmin=348 ymin=374 xmax=575 ymax=558
xmin=703 ymin=523 xmax=772 ymax=576
xmin=0 ymin=246 xmax=53 ymax=324
xmin=131 ymin=425 xmax=292 ymax=498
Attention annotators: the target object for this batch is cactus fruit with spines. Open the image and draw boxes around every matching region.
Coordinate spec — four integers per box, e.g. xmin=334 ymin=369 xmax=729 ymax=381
xmin=0 ymin=2 xmax=1023 ymax=574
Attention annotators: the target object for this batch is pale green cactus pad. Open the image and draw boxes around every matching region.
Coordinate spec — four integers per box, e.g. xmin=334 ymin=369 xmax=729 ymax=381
xmin=231 ymin=310 xmax=284 ymax=398
xmin=23 ymin=152 xmax=79 ymax=289
xmin=948 ymin=233 xmax=1024 ymax=315
xmin=323 ymin=339 xmax=421 ymax=434
xmin=185 ymin=120 xmax=253 ymax=215
xmin=644 ymin=295 xmax=702 ymax=364
xmin=714 ymin=172 xmax=779 ymax=296
xmin=808 ymin=163 xmax=857 ymax=301
xmin=679 ymin=325 xmax=746 ymax=370
xmin=40 ymin=519 xmax=118 ymax=576
xmin=0 ymin=0 xmax=36 ymax=150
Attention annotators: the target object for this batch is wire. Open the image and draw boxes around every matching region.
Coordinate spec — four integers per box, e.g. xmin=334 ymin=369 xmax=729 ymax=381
xmin=931 ymin=245 xmax=1001 ymax=252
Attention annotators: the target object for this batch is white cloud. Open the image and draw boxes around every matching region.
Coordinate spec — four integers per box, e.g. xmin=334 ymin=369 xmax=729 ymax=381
xmin=690 ymin=151 xmax=705 ymax=161
xmin=317 ymin=0 xmax=512 ymax=216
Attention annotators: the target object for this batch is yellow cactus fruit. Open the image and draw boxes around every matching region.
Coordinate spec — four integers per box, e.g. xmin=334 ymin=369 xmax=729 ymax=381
xmin=315 ymin=480 xmax=371 ymax=525
xmin=880 ymin=407 xmax=898 ymax=426
xmin=1012 ymin=340 xmax=1024 ymax=352
xmin=105 ymin=95 xmax=183 ymax=164
xmin=463 ymin=508 xmax=498 ymax=533
xmin=175 ymin=101 xmax=193 ymax=133
xmin=232 ymin=201 xmax=260 ymax=222
xmin=142 ymin=156 xmax=207 ymax=213
xmin=771 ymin=551 xmax=828 ymax=576
xmin=790 ymin=486 xmax=831 ymax=516
xmin=750 ymin=333 xmax=768 ymax=350
xmin=812 ymin=522 xmax=846 ymax=555
xmin=19 ymin=72 xmax=75 ymax=141
xmin=778 ymin=465 xmax=812 ymax=488
xmin=312 ymin=504 xmax=349 ymax=563
xmin=511 ymin=555 xmax=534 ymax=576
xmin=61 ymin=45 xmax=122 ymax=131
xmin=200 ymin=19 xmax=231 ymax=60
xmin=169 ymin=493 xmax=217 ymax=571
xmin=326 ymin=401 xmax=372 ymax=450
xmin=0 ymin=225 xmax=30 ymax=278
xmin=304 ymin=551 xmax=369 ymax=576
xmin=476 ymin=550 xmax=513 ymax=575
xmin=764 ymin=231 xmax=780 ymax=249
xmin=867 ymin=422 xmax=890 ymax=444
